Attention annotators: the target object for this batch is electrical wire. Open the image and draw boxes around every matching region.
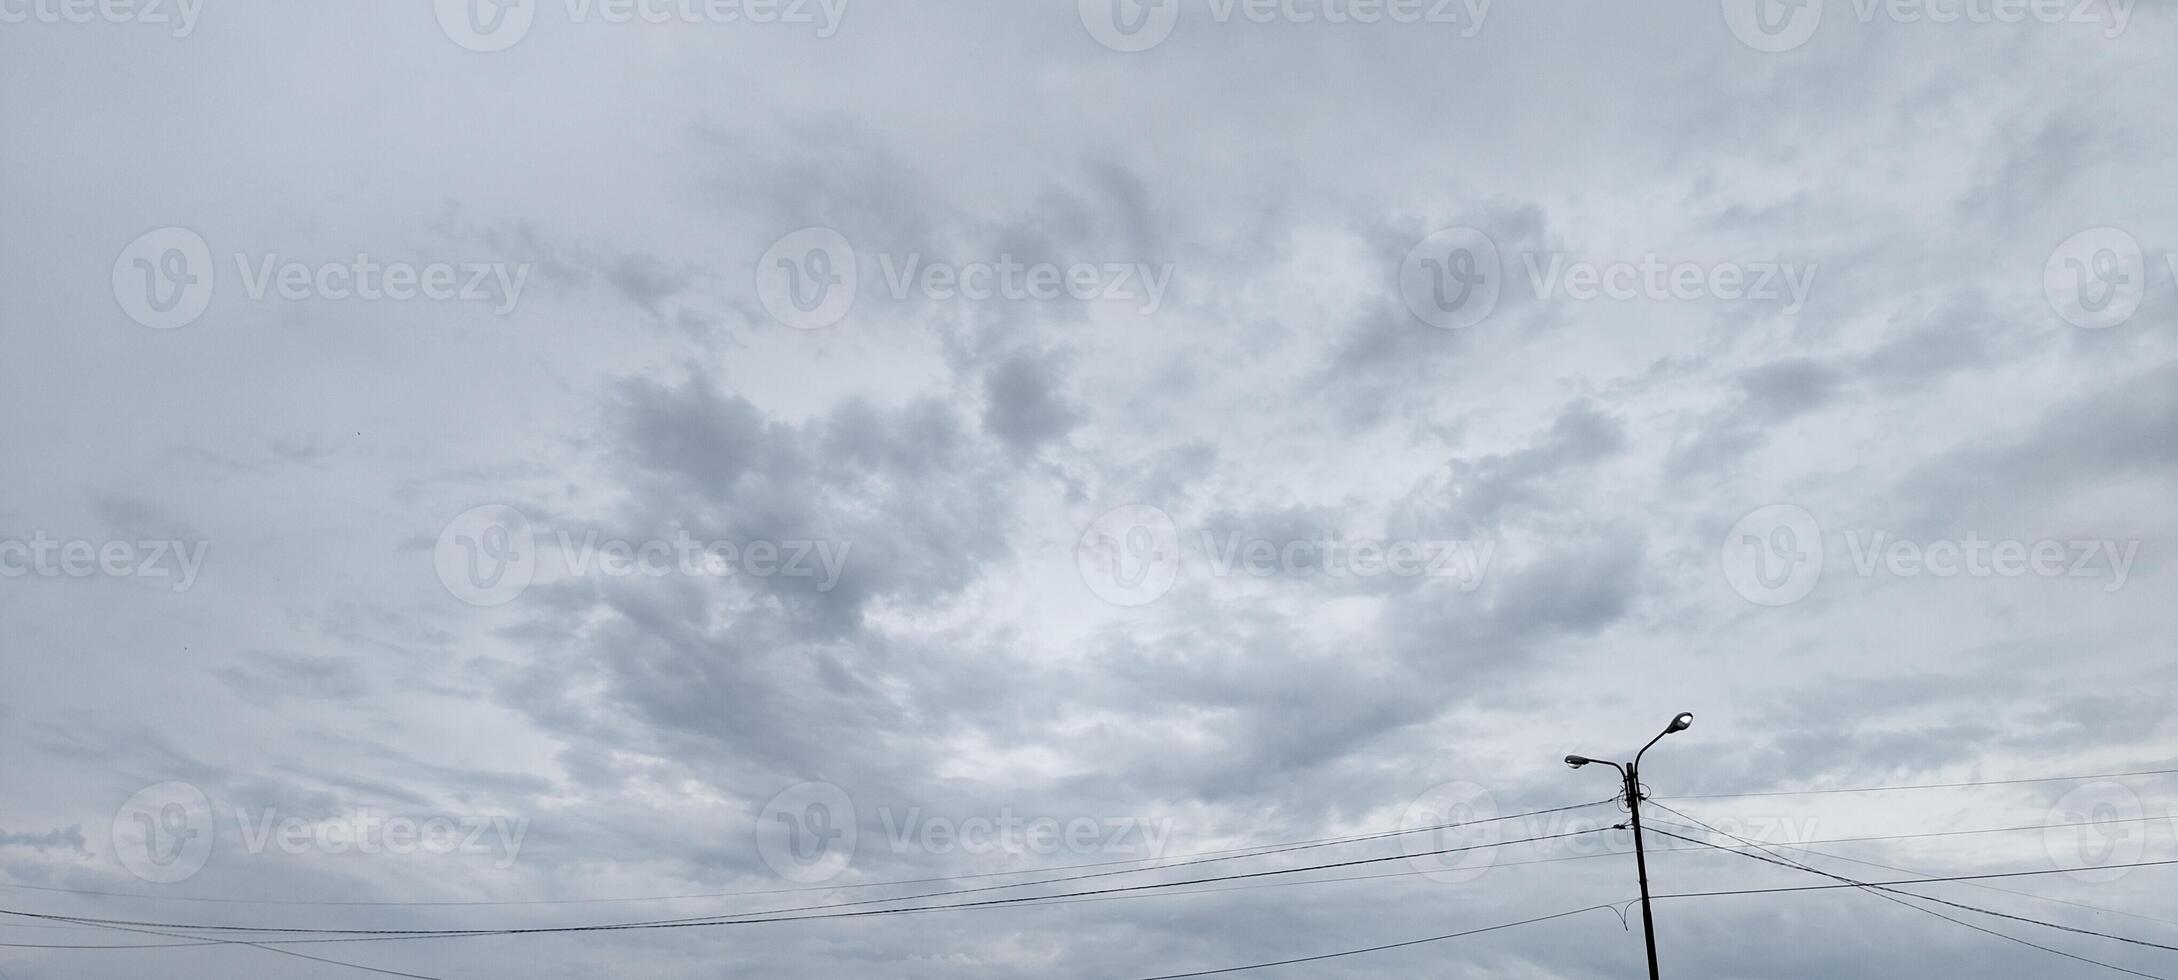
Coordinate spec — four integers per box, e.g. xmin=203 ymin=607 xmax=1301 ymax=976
xmin=1647 ymin=804 xmax=2178 ymax=933
xmin=0 ymin=797 xmax=1614 ymax=911
xmin=0 ymin=827 xmax=1614 ymax=943
xmin=1646 ymin=821 xmax=2173 ymax=979
xmin=2 ymin=913 xmax=451 ymax=980
xmin=1650 ymin=819 xmax=2178 ymax=956
xmin=1662 ymin=766 xmax=2178 ymax=801
xmin=1121 ymin=905 xmax=1620 ymax=979
xmin=1651 ymin=858 xmax=2178 ymax=900
xmin=20 ymin=805 xmax=2168 ymax=947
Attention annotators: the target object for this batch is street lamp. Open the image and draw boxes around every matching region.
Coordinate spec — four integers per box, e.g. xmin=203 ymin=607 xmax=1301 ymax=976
xmin=1565 ymin=712 xmax=1694 ymax=980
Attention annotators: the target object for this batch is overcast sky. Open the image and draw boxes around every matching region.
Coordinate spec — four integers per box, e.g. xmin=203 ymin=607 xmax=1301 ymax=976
xmin=3 ymin=1 xmax=2177 ymax=977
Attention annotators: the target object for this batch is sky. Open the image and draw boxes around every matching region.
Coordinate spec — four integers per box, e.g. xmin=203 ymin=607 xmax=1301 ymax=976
xmin=3 ymin=1 xmax=2177 ymax=977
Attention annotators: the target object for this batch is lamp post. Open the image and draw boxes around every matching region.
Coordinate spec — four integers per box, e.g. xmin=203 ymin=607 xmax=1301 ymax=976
xmin=1565 ymin=711 xmax=1693 ymax=980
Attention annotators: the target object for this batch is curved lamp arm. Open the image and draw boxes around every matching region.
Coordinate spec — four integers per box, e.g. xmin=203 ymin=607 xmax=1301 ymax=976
xmin=1633 ymin=712 xmax=1695 ymax=771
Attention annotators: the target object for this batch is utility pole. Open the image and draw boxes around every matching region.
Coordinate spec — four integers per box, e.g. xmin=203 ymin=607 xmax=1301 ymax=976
xmin=1624 ymin=760 xmax=1661 ymax=980
xmin=1565 ymin=711 xmax=1693 ymax=980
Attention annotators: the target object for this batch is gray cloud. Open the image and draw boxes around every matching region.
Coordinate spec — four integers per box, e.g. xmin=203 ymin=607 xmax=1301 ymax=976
xmin=3 ymin=4 xmax=2174 ymax=978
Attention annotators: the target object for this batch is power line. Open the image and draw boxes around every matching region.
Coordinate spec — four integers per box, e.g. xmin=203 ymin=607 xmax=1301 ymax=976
xmin=1650 ymin=858 xmax=2178 ymax=900
xmin=460 ymin=805 xmax=1615 ymax=934
xmin=908 ymin=809 xmax=2178 ymax=916
xmin=1651 ymin=817 xmax=2178 ymax=956
xmin=1647 ymin=817 xmax=2174 ymax=979
xmin=13 ymin=761 xmax=2159 ymax=916
xmin=10 ymin=896 xmax=1624 ymax=974
xmin=1099 ymin=790 xmax=2178 ymax=980
xmin=1646 ymin=806 xmax=2178 ymax=934
xmin=0 ymin=827 xmax=1615 ymax=943
xmin=1682 ymin=844 xmax=2171 ymax=980
xmin=0 ymin=839 xmax=1651 ymax=950
xmin=33 ymin=843 xmax=2178 ymax=973
xmin=18 ymin=776 xmax=2166 ymax=971
xmin=987 ymin=804 xmax=2178 ymax=911
xmin=1122 ymin=905 xmax=1620 ymax=979
xmin=0 ymin=797 xmax=1614 ymax=911
xmin=31 ymin=802 xmax=2158 ymax=949
xmin=11 ymin=912 xmax=452 ymax=980
xmin=1653 ymin=809 xmax=2172 ymax=849
xmin=37 ymin=805 xmax=2165 ymax=946
xmin=0 ymin=940 xmax=220 ymax=949
xmin=21 ymin=799 xmax=2172 ymax=978
xmin=1662 ymin=765 xmax=2178 ymax=801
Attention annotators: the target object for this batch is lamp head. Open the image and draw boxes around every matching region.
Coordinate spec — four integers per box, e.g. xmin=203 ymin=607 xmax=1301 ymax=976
xmin=1667 ymin=712 xmax=1694 ymax=734
xmin=1564 ymin=754 xmax=1593 ymax=769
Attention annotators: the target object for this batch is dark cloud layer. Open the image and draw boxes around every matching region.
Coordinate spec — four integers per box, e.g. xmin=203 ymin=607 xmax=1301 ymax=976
xmin=3 ymin=4 xmax=2175 ymax=979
